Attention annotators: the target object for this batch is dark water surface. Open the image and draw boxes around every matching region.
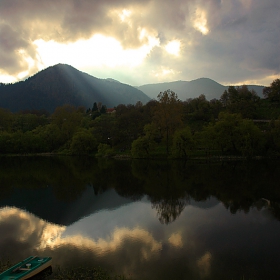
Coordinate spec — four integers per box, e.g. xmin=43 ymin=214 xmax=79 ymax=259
xmin=1 ymin=157 xmax=280 ymax=279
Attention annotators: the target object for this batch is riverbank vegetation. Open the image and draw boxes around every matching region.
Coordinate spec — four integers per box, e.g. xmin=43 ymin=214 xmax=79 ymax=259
xmin=0 ymin=260 xmax=130 ymax=280
xmin=0 ymin=79 xmax=280 ymax=159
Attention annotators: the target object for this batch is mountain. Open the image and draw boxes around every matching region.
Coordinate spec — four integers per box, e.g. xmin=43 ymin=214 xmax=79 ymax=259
xmin=138 ymin=78 xmax=265 ymax=101
xmin=0 ymin=64 xmax=151 ymax=113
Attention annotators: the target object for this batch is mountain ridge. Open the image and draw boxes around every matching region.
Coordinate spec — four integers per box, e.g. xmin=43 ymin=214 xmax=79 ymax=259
xmin=138 ymin=77 xmax=265 ymax=101
xmin=0 ymin=64 xmax=151 ymax=113
xmin=0 ymin=64 xmax=266 ymax=113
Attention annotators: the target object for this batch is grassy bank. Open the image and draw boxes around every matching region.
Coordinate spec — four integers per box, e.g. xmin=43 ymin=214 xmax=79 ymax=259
xmin=0 ymin=260 xmax=131 ymax=280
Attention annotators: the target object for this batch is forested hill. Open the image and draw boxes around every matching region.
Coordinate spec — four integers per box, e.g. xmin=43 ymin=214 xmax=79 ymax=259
xmin=0 ymin=64 xmax=151 ymax=113
xmin=138 ymin=78 xmax=265 ymax=100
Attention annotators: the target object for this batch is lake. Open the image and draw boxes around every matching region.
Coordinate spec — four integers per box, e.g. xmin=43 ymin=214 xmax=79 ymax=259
xmin=0 ymin=156 xmax=280 ymax=279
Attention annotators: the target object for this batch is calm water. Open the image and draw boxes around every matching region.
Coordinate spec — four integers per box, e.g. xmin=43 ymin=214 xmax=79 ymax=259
xmin=1 ymin=157 xmax=280 ymax=279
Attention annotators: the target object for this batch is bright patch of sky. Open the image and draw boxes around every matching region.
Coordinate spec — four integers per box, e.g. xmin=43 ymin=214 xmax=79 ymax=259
xmin=192 ymin=8 xmax=209 ymax=35
xmin=0 ymin=0 xmax=279 ymax=86
xmin=35 ymin=33 xmax=159 ymax=70
xmin=165 ymin=40 xmax=181 ymax=56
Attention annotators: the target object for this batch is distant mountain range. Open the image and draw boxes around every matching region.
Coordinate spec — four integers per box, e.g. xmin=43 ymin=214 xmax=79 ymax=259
xmin=138 ymin=78 xmax=265 ymax=101
xmin=0 ymin=64 xmax=150 ymax=113
xmin=0 ymin=64 xmax=265 ymax=113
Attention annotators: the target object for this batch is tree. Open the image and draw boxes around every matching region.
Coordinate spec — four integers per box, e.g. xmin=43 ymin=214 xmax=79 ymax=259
xmin=201 ymin=112 xmax=264 ymax=157
xmin=171 ymin=127 xmax=194 ymax=158
xmin=131 ymin=123 xmax=158 ymax=158
xmin=153 ymin=90 xmax=183 ymax=155
xmin=70 ymin=129 xmax=98 ymax=155
xmin=235 ymin=119 xmax=264 ymax=158
xmin=100 ymin=105 xmax=107 ymax=114
xmin=92 ymin=102 xmax=98 ymax=112
xmin=263 ymin=79 xmax=280 ymax=103
xmin=131 ymin=136 xmax=152 ymax=158
xmin=95 ymin=143 xmax=115 ymax=158
xmin=183 ymin=94 xmax=212 ymax=122
xmin=51 ymin=105 xmax=83 ymax=142
xmin=268 ymin=119 xmax=280 ymax=154
xmin=220 ymin=85 xmax=260 ymax=118
xmin=0 ymin=108 xmax=13 ymax=132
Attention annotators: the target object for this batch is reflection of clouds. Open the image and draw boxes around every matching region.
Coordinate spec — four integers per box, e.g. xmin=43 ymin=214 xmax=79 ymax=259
xmin=2 ymin=201 xmax=278 ymax=279
xmin=38 ymin=223 xmax=66 ymax=250
xmin=196 ymin=251 xmax=212 ymax=278
xmin=0 ymin=205 xmax=218 ymax=279
xmin=0 ymin=207 xmax=162 ymax=274
xmin=49 ymin=227 xmax=162 ymax=260
xmin=0 ymin=207 xmax=52 ymax=243
xmin=168 ymin=232 xmax=183 ymax=248
xmin=0 ymin=207 xmax=65 ymax=259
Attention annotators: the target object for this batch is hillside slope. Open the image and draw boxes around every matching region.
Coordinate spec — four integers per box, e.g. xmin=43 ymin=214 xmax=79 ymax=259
xmin=138 ymin=78 xmax=264 ymax=101
xmin=0 ymin=64 xmax=151 ymax=113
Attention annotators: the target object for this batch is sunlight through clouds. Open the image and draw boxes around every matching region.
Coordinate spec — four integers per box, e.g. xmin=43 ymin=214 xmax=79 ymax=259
xmin=119 ymin=9 xmax=132 ymax=23
xmin=192 ymin=8 xmax=209 ymax=35
xmin=151 ymin=67 xmax=182 ymax=82
xmin=165 ymin=40 xmax=181 ymax=56
xmin=34 ymin=33 xmax=159 ymax=70
xmin=0 ymin=0 xmax=279 ymax=86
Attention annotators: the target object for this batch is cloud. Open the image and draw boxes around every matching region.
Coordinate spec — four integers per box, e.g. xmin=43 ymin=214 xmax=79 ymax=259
xmin=0 ymin=0 xmax=279 ymax=85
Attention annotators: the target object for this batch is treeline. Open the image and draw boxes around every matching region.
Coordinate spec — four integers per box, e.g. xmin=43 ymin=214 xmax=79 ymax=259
xmin=0 ymin=79 xmax=280 ymax=158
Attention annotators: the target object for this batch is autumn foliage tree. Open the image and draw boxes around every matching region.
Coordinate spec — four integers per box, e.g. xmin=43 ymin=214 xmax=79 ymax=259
xmin=153 ymin=90 xmax=183 ymax=155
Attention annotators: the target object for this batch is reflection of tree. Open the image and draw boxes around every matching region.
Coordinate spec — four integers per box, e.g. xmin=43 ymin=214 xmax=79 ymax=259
xmin=3 ymin=156 xmax=280 ymax=223
xmin=131 ymin=159 xmax=191 ymax=224
xmin=259 ymin=199 xmax=280 ymax=221
xmin=223 ymin=199 xmax=252 ymax=214
xmin=269 ymin=202 xmax=280 ymax=221
xmin=151 ymin=197 xmax=189 ymax=224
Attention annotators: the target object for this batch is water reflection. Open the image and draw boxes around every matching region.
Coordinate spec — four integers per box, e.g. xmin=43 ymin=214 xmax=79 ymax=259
xmin=1 ymin=158 xmax=280 ymax=279
xmin=1 ymin=198 xmax=280 ymax=279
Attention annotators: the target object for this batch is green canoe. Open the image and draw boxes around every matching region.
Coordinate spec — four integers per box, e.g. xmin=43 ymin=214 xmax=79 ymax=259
xmin=0 ymin=256 xmax=52 ymax=280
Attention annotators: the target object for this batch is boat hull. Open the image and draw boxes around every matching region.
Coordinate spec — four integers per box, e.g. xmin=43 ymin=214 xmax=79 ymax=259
xmin=0 ymin=256 xmax=52 ymax=280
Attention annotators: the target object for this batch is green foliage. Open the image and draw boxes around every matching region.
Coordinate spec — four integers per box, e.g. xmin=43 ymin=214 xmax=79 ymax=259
xmin=171 ymin=126 xmax=194 ymax=158
xmin=1 ymin=77 xmax=280 ymax=158
xmin=96 ymin=143 xmax=115 ymax=158
xmin=154 ymin=89 xmax=183 ymax=155
xmin=263 ymin=79 xmax=280 ymax=102
xmin=70 ymin=129 xmax=98 ymax=155
xmin=220 ymin=85 xmax=260 ymax=118
xmin=92 ymin=102 xmax=98 ymax=112
xmin=131 ymin=136 xmax=154 ymax=158
xmin=183 ymin=94 xmax=212 ymax=122
xmin=0 ymin=132 xmax=13 ymax=154
xmin=51 ymin=104 xmax=83 ymax=142
xmin=200 ymin=112 xmax=264 ymax=157
xmin=100 ymin=105 xmax=107 ymax=114
xmin=0 ymin=108 xmax=13 ymax=132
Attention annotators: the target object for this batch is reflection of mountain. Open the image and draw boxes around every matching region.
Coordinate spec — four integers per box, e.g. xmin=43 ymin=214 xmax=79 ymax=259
xmin=2 ymin=157 xmax=280 ymax=226
xmin=1 ymin=199 xmax=280 ymax=280
xmin=0 ymin=188 xmax=134 ymax=226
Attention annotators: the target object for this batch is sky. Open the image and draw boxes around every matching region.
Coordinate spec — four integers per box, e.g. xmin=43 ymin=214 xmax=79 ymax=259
xmin=0 ymin=0 xmax=279 ymax=86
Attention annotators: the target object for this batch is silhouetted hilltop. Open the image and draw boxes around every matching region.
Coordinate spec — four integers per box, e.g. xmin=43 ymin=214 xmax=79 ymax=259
xmin=0 ymin=64 xmax=151 ymax=113
xmin=138 ymin=78 xmax=264 ymax=101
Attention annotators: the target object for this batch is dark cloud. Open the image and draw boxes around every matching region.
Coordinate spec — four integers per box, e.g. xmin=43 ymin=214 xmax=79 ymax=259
xmin=0 ymin=0 xmax=279 ymax=84
xmin=0 ymin=24 xmax=31 ymax=74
